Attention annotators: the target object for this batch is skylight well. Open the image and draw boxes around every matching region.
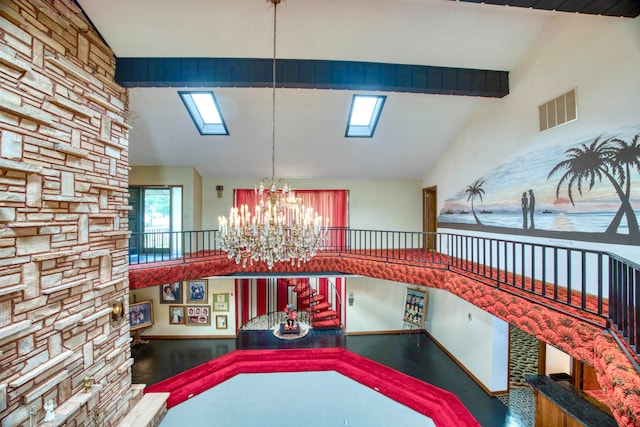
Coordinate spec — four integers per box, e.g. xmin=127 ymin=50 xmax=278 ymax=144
xmin=179 ymin=91 xmax=229 ymax=135
xmin=345 ymin=95 xmax=386 ymax=138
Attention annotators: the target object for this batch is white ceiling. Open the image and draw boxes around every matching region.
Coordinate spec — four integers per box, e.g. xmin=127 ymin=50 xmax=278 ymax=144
xmin=76 ymin=0 xmax=561 ymax=180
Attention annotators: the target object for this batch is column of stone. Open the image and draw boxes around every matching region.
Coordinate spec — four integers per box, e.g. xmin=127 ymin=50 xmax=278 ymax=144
xmin=0 ymin=0 xmax=133 ymax=425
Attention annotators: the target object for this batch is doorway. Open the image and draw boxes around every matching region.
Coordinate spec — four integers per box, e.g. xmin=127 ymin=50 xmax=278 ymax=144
xmin=422 ymin=186 xmax=437 ymax=251
xmin=128 ymin=186 xmax=183 ymax=258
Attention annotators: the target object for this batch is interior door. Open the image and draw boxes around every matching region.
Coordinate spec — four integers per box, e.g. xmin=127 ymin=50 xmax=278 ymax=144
xmin=422 ymin=186 xmax=437 ymax=251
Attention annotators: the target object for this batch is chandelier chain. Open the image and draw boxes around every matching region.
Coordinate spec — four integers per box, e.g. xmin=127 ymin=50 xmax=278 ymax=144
xmin=271 ymin=0 xmax=277 ymax=183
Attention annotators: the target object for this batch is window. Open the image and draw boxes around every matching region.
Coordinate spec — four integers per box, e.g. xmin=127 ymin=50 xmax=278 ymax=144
xmin=128 ymin=186 xmax=183 ymax=259
xmin=179 ymin=91 xmax=229 ymax=135
xmin=345 ymin=94 xmax=386 ymax=138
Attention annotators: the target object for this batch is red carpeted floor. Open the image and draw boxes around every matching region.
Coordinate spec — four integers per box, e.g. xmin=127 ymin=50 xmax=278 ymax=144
xmin=145 ymin=347 xmax=480 ymax=427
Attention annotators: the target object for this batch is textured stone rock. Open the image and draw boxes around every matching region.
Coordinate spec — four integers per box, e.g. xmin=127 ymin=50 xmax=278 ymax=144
xmin=16 ymin=235 xmax=50 ymax=255
xmin=14 ymin=296 xmax=47 ymax=314
xmin=18 ymin=335 xmax=34 ymax=356
xmin=1 ymin=130 xmax=23 ymax=160
xmin=0 ymin=207 xmax=16 ymax=222
xmin=0 ymin=384 xmax=6 ymax=412
xmin=49 ymin=332 xmax=62 ymax=355
xmin=61 ymin=171 xmax=74 ymax=196
xmin=1 ymin=402 xmax=27 ymax=427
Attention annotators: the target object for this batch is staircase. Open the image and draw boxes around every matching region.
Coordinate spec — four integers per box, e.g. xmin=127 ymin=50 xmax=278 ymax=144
xmin=293 ymin=281 xmax=341 ymax=330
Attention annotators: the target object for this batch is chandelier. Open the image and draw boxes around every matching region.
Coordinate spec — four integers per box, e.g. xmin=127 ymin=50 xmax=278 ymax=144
xmin=218 ymin=0 xmax=328 ymax=269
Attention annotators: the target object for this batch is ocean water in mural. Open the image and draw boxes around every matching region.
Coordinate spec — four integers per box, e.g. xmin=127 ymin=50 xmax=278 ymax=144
xmin=438 ymin=127 xmax=640 ymax=245
xmin=440 ymin=210 xmax=638 ymax=234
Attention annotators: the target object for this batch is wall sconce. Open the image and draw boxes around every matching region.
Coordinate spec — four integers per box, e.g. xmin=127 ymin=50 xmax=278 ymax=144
xmin=216 ymin=185 xmax=224 ymax=198
xmin=468 ymin=313 xmax=473 ymax=325
xmin=110 ymin=298 xmax=125 ymax=326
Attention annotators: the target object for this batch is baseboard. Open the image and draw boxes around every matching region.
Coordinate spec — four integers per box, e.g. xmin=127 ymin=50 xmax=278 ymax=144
xmin=140 ymin=335 xmax=235 ymax=340
xmin=345 ymin=329 xmax=410 ymax=336
xmin=344 ymin=331 xmax=402 ymax=336
xmin=424 ymin=330 xmax=499 ymax=396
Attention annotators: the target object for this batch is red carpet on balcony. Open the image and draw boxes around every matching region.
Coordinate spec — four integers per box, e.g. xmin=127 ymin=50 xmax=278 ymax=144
xmin=145 ymin=347 xmax=480 ymax=427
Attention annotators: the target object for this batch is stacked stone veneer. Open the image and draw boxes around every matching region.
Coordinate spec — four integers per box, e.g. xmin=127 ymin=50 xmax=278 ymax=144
xmin=0 ymin=1 xmax=132 ymax=426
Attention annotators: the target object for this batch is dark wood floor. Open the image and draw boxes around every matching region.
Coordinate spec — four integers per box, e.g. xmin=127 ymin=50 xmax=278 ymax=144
xmin=131 ymin=331 xmax=513 ymax=427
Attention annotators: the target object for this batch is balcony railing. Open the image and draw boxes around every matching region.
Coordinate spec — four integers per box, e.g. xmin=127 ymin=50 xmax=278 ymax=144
xmin=128 ymin=227 xmax=639 ymax=366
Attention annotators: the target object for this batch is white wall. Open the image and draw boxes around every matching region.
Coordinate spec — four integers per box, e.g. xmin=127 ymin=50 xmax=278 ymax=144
xmin=202 ymin=178 xmax=423 ymax=232
xmin=131 ymin=277 xmax=236 ymax=337
xmin=345 ymin=277 xmax=408 ymax=333
xmin=426 ymin=288 xmax=509 ymax=393
xmin=344 ymin=277 xmax=508 ymax=392
xmin=545 ymin=344 xmax=572 ymax=376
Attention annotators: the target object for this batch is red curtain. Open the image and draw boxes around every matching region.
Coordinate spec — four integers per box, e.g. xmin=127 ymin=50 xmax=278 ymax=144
xmin=237 ymin=279 xmax=250 ymax=327
xmin=234 ymin=189 xmax=348 ymax=228
xmin=256 ymin=278 xmax=267 ymax=316
xmin=277 ymin=278 xmax=289 ymax=311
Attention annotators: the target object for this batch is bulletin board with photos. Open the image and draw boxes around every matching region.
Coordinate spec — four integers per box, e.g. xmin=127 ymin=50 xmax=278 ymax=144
xmin=402 ymin=288 xmax=428 ymax=327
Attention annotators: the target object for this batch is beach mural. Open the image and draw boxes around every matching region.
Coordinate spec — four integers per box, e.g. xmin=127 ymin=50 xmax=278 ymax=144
xmin=438 ymin=127 xmax=640 ymax=245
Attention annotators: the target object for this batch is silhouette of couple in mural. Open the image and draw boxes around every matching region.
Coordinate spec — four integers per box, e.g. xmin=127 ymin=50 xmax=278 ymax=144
xmin=521 ymin=189 xmax=535 ymax=230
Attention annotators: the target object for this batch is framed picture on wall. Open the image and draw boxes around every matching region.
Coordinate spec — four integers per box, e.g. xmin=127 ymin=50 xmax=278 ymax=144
xmin=213 ymin=293 xmax=229 ymax=311
xmin=169 ymin=305 xmax=185 ymax=325
xmin=216 ymin=315 xmax=228 ymax=329
xmin=402 ymin=288 xmax=428 ymax=327
xmin=160 ymin=282 xmax=183 ymax=304
xmin=187 ymin=279 xmax=208 ymax=304
xmin=185 ymin=305 xmax=211 ymax=326
xmin=129 ymin=301 xmax=153 ymax=331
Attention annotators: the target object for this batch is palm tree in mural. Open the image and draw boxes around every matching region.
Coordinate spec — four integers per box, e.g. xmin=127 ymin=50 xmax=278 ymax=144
xmin=606 ymin=133 xmax=640 ymax=234
xmin=547 ymin=136 xmax=639 ymax=238
xmin=465 ymin=179 xmax=485 ymax=225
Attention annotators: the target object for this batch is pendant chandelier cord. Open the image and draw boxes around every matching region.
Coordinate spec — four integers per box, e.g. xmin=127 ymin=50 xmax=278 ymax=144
xmin=271 ymin=1 xmax=278 ymax=183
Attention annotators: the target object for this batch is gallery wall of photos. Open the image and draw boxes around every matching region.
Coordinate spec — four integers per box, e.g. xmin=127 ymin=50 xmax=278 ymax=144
xmin=158 ymin=279 xmax=230 ymax=330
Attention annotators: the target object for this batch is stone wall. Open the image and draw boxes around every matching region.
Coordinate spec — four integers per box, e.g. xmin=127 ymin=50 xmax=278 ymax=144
xmin=0 ymin=0 xmax=131 ymax=425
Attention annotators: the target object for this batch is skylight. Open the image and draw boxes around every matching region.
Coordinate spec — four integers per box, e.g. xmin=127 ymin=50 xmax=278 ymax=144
xmin=179 ymin=91 xmax=229 ymax=135
xmin=345 ymin=95 xmax=386 ymax=138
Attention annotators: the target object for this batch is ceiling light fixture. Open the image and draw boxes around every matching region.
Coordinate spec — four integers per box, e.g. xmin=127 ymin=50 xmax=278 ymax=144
xmin=218 ymin=0 xmax=329 ymax=269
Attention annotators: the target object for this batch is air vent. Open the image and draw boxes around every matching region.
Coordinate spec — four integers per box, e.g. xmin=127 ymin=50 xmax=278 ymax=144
xmin=539 ymin=89 xmax=577 ymax=131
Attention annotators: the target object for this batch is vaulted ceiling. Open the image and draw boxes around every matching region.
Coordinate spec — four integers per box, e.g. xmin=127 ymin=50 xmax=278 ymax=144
xmin=75 ymin=0 xmax=639 ymax=180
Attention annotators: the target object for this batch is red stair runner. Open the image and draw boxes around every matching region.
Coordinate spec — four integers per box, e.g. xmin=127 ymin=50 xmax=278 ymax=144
xmin=307 ymin=301 xmax=331 ymax=312
xmin=293 ymin=282 xmax=308 ymax=292
xmin=312 ymin=318 xmax=341 ymax=329
xmin=298 ymin=288 xmax=316 ymax=299
xmin=307 ymin=294 xmax=325 ymax=304
xmin=292 ymin=284 xmax=341 ymax=330
xmin=310 ymin=310 xmax=337 ymax=320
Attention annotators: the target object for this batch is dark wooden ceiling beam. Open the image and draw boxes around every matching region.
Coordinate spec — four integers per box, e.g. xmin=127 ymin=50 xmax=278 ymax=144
xmin=115 ymin=57 xmax=510 ymax=98
xmin=459 ymin=0 xmax=640 ymax=18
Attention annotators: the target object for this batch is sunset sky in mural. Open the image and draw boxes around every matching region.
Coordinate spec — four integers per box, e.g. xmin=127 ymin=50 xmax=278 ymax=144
xmin=440 ymin=127 xmax=640 ymax=235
